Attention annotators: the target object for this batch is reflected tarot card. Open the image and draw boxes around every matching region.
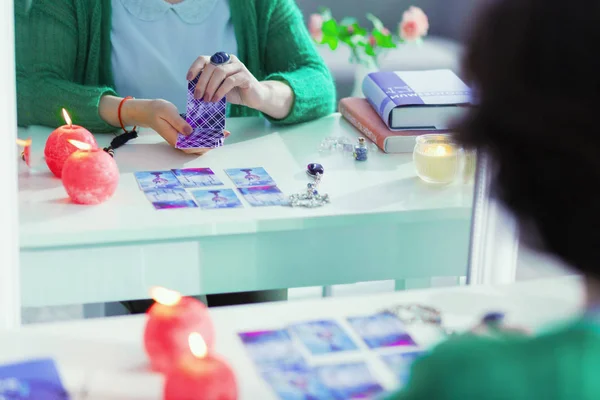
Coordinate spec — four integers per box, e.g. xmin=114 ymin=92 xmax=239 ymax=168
xmin=316 ymin=362 xmax=385 ymax=399
xmin=289 ymin=320 xmax=358 ymax=355
xmin=0 ymin=358 xmax=69 ymax=400
xmin=176 ymin=75 xmax=226 ymax=149
xmin=238 ymin=185 xmax=288 ymax=207
xmin=347 ymin=312 xmax=417 ymax=349
xmin=172 ymin=168 xmax=223 ymax=188
xmin=144 ymin=188 xmax=198 ymax=210
xmin=191 ymin=188 xmax=243 ymax=209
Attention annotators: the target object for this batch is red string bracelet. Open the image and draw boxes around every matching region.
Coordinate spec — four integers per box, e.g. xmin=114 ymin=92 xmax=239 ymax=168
xmin=118 ymin=96 xmax=137 ymax=134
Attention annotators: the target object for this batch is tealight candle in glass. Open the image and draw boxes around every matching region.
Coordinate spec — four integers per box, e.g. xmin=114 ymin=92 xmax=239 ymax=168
xmin=413 ymin=134 xmax=459 ymax=184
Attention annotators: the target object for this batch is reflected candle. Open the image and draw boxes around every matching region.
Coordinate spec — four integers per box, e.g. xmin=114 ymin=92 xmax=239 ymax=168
xmin=413 ymin=134 xmax=459 ymax=184
xmin=144 ymin=287 xmax=215 ymax=374
xmin=164 ymin=333 xmax=237 ymax=400
xmin=61 ymin=140 xmax=119 ymax=205
xmin=45 ymin=109 xmax=98 ymax=178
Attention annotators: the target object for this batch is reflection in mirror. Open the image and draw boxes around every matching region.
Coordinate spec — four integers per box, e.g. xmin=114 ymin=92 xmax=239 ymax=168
xmin=13 ymin=0 xmax=481 ymax=324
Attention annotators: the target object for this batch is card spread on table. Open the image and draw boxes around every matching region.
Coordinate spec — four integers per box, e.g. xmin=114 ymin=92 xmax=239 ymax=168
xmin=381 ymin=351 xmax=426 ymax=385
xmin=261 ymin=363 xmax=335 ymax=400
xmin=316 ymin=362 xmax=385 ymax=399
xmin=172 ymin=168 xmax=224 ymax=188
xmin=144 ymin=188 xmax=198 ymax=210
xmin=134 ymin=170 xmax=182 ymax=191
xmin=176 ymin=75 xmax=226 ymax=150
xmin=0 ymin=358 xmax=68 ymax=399
xmin=238 ymin=330 xmax=305 ymax=368
xmin=191 ymin=189 xmax=243 ymax=209
xmin=225 ymin=167 xmax=276 ymax=187
xmin=347 ymin=312 xmax=417 ymax=348
xmin=289 ymin=320 xmax=359 ymax=355
xmin=238 ymin=185 xmax=289 ymax=207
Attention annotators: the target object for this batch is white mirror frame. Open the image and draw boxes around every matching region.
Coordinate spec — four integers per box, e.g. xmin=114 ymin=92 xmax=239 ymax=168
xmin=467 ymin=153 xmax=520 ymax=285
xmin=0 ymin=0 xmax=22 ymax=329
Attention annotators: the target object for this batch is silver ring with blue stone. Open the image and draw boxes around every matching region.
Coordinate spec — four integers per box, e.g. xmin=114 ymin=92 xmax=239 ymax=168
xmin=210 ymin=52 xmax=232 ymax=66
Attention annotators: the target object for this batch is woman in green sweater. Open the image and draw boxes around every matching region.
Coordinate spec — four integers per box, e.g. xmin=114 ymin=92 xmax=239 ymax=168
xmin=15 ymin=0 xmax=335 ymax=148
xmin=388 ymin=0 xmax=600 ymax=399
xmin=15 ymin=0 xmax=335 ymax=310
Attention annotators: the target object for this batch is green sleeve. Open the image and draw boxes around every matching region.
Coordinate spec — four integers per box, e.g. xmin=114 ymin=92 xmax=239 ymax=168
xmin=386 ymin=334 xmax=537 ymax=400
xmin=15 ymin=0 xmax=117 ymax=133
xmin=261 ymin=0 xmax=336 ymax=125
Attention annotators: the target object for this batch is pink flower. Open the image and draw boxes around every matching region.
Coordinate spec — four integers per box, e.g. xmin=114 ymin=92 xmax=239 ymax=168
xmin=309 ymin=13 xmax=324 ymax=41
xmin=399 ymin=6 xmax=429 ymax=41
xmin=368 ymin=35 xmax=377 ymax=47
xmin=381 ymin=27 xmax=390 ymax=36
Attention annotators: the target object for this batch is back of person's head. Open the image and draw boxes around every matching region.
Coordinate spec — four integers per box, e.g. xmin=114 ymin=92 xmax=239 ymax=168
xmin=456 ymin=0 xmax=600 ymax=277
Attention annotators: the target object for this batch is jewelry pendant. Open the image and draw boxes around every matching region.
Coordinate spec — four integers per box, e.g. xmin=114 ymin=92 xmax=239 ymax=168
xmin=289 ymin=163 xmax=330 ymax=208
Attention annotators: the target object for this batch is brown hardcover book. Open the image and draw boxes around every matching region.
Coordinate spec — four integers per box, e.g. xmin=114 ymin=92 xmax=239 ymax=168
xmin=338 ymin=97 xmax=449 ymax=153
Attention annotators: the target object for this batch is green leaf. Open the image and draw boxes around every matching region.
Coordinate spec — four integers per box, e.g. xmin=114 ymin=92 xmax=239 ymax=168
xmin=321 ymin=35 xmax=339 ymax=50
xmin=364 ymin=43 xmax=376 ymax=56
xmin=318 ymin=7 xmax=332 ymax=20
xmin=372 ymin=29 xmax=396 ymax=48
xmin=351 ymin=23 xmax=368 ymax=37
xmin=366 ymin=13 xmax=385 ymax=31
xmin=321 ymin=19 xmax=339 ymax=36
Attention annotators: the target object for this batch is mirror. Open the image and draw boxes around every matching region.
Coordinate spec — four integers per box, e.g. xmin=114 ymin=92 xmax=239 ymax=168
xmin=9 ymin=0 xmax=489 ymax=325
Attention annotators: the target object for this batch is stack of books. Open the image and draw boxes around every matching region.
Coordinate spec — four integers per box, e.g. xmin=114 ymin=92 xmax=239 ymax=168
xmin=339 ymin=69 xmax=472 ymax=153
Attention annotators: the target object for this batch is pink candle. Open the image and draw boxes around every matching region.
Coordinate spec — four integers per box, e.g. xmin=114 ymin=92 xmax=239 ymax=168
xmin=164 ymin=333 xmax=237 ymax=400
xmin=61 ymin=139 xmax=119 ymax=205
xmin=144 ymin=287 xmax=215 ymax=374
xmin=45 ymin=109 xmax=98 ymax=178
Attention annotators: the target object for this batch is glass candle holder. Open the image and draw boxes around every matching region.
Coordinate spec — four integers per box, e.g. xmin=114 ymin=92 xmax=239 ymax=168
xmin=413 ymin=134 xmax=459 ymax=184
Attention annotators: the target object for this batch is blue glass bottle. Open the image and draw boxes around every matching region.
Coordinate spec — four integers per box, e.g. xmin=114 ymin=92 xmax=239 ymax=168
xmin=353 ymin=137 xmax=368 ymax=161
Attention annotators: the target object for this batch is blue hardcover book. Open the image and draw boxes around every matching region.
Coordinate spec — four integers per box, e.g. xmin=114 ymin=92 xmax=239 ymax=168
xmin=362 ymin=69 xmax=472 ymax=130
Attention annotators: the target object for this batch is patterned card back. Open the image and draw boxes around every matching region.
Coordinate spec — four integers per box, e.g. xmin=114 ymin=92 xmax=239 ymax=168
xmin=176 ymin=75 xmax=226 ymax=149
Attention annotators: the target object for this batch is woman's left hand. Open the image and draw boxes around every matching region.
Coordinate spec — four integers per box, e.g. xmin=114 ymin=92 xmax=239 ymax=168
xmin=186 ymin=55 xmax=267 ymax=109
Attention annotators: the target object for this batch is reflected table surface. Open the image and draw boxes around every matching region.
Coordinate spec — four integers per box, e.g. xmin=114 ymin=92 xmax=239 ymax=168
xmin=18 ymin=114 xmax=474 ymax=307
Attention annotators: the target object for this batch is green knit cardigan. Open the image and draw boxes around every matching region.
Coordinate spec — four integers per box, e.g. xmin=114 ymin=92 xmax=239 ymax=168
xmin=387 ymin=319 xmax=600 ymax=400
xmin=15 ymin=0 xmax=336 ymax=132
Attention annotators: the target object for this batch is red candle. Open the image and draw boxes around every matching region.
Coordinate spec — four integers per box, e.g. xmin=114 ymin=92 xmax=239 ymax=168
xmin=164 ymin=333 xmax=237 ymax=400
xmin=45 ymin=109 xmax=98 ymax=178
xmin=144 ymin=287 xmax=215 ymax=374
xmin=16 ymin=138 xmax=32 ymax=167
xmin=61 ymin=139 xmax=119 ymax=205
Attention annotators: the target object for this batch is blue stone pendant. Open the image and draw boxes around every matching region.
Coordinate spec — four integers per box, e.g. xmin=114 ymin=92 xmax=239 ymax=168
xmin=306 ymin=163 xmax=324 ymax=177
xmin=210 ymin=52 xmax=231 ymax=66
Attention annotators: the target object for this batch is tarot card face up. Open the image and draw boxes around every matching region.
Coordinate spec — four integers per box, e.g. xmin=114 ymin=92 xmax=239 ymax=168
xmin=238 ymin=330 xmax=305 ymax=369
xmin=347 ymin=312 xmax=417 ymax=349
xmin=176 ymin=75 xmax=226 ymax=150
xmin=289 ymin=320 xmax=358 ymax=355
xmin=144 ymin=188 xmax=198 ymax=210
xmin=172 ymin=168 xmax=223 ymax=188
xmin=316 ymin=363 xmax=385 ymax=399
xmin=191 ymin=189 xmax=243 ymax=209
xmin=224 ymin=167 xmax=276 ymax=187
xmin=134 ymin=170 xmax=181 ymax=191
xmin=238 ymin=185 xmax=288 ymax=207
xmin=381 ymin=351 xmax=426 ymax=385
xmin=261 ymin=364 xmax=335 ymax=400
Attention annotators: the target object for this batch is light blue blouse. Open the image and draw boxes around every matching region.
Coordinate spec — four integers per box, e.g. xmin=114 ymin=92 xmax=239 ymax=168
xmin=111 ymin=0 xmax=238 ymax=112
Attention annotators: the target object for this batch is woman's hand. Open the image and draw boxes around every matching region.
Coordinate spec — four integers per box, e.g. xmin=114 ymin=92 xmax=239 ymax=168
xmin=186 ymin=55 xmax=295 ymax=120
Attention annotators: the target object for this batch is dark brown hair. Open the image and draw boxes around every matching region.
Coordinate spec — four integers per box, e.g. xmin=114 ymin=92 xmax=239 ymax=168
xmin=456 ymin=0 xmax=600 ymax=275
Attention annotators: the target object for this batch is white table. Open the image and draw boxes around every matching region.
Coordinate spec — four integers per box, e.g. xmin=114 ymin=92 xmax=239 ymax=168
xmin=18 ymin=114 xmax=474 ymax=309
xmin=0 ymin=277 xmax=583 ymax=399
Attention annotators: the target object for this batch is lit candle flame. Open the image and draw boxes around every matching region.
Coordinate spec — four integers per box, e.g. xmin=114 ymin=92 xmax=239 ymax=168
xmin=150 ymin=286 xmax=182 ymax=306
xmin=68 ymin=139 xmax=93 ymax=151
xmin=188 ymin=333 xmax=208 ymax=359
xmin=434 ymin=145 xmax=447 ymax=156
xmin=16 ymin=138 xmax=31 ymax=147
xmin=62 ymin=108 xmax=73 ymax=127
